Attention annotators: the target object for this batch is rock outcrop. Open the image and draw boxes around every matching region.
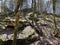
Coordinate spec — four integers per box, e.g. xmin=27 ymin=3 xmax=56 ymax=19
xmin=0 ymin=26 xmax=38 ymax=41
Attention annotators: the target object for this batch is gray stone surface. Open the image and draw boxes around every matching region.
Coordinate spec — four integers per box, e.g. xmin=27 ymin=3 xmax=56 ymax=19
xmin=0 ymin=26 xmax=38 ymax=41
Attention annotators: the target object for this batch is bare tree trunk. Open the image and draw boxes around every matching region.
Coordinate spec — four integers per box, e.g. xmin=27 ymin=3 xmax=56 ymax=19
xmin=53 ymin=0 xmax=57 ymax=36
xmin=12 ymin=12 xmax=20 ymax=45
xmin=40 ymin=0 xmax=43 ymax=13
xmin=32 ymin=0 xmax=34 ymax=9
xmin=3 ymin=0 xmax=7 ymax=13
xmin=14 ymin=0 xmax=23 ymax=14
xmin=32 ymin=0 xmax=36 ymax=24
xmin=10 ymin=0 xmax=14 ymax=11
xmin=38 ymin=0 xmax=40 ymax=12
xmin=12 ymin=0 xmax=23 ymax=45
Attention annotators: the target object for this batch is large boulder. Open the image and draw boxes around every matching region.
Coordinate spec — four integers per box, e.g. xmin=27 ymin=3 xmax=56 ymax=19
xmin=0 ymin=26 xmax=38 ymax=41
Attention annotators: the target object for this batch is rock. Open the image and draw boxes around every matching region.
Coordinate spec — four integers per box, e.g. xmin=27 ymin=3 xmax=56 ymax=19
xmin=0 ymin=26 xmax=38 ymax=41
xmin=0 ymin=34 xmax=8 ymax=41
xmin=18 ymin=26 xmax=38 ymax=39
xmin=8 ymin=34 xmax=14 ymax=40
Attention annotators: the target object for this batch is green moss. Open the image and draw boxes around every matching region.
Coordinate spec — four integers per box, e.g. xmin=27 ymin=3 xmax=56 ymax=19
xmin=0 ymin=40 xmax=4 ymax=45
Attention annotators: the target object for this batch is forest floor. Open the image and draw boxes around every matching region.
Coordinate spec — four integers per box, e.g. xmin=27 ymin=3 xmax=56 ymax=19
xmin=0 ymin=14 xmax=60 ymax=45
xmin=29 ymin=14 xmax=60 ymax=45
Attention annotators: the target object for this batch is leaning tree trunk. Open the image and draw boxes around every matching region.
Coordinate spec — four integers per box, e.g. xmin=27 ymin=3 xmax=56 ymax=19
xmin=12 ymin=12 xmax=20 ymax=45
xmin=14 ymin=0 xmax=23 ymax=14
xmin=12 ymin=0 xmax=23 ymax=45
